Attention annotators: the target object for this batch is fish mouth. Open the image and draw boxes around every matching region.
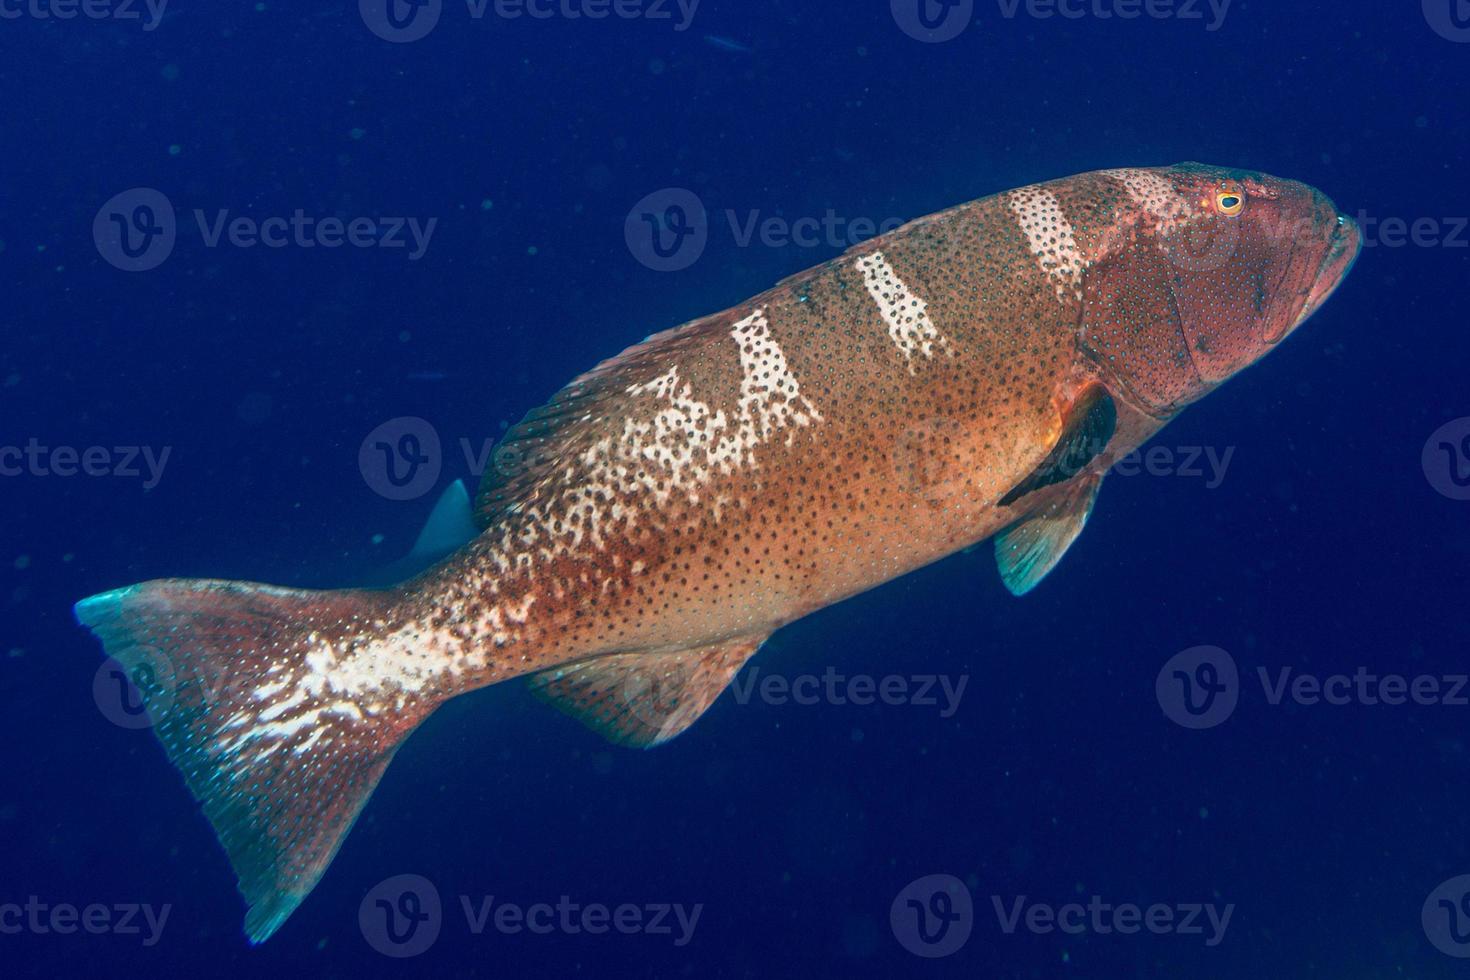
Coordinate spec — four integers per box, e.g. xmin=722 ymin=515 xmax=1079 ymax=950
xmin=1291 ymin=211 xmax=1361 ymax=332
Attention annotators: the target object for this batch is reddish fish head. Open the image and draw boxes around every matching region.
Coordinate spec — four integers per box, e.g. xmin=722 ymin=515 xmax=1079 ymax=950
xmin=1075 ymin=163 xmax=1360 ymax=416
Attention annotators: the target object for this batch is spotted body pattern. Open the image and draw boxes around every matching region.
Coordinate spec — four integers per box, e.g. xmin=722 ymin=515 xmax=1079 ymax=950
xmin=76 ymin=164 xmax=1359 ymax=942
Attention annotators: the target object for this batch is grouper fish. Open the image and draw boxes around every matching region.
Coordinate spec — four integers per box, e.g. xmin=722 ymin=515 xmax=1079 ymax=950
xmin=76 ymin=163 xmax=1360 ymax=942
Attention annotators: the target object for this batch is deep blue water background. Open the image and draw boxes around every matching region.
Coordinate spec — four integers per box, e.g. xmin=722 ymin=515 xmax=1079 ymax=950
xmin=3 ymin=0 xmax=1469 ymax=976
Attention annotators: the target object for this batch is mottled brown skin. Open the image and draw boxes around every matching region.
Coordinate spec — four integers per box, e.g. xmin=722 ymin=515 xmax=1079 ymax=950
xmin=75 ymin=163 xmax=1360 ymax=943
xmin=403 ymin=163 xmax=1358 ymax=688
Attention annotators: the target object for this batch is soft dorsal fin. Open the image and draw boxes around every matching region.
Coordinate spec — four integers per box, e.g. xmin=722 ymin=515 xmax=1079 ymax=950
xmin=528 ymin=637 xmax=766 ymax=747
xmin=995 ymin=475 xmax=1103 ymax=596
xmin=409 ymin=479 xmax=479 ymax=561
xmin=998 ymin=383 xmax=1116 ymax=508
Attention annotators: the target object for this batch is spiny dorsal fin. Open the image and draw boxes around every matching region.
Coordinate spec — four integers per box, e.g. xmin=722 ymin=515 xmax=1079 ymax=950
xmin=998 ymin=383 xmax=1116 ymax=508
xmin=473 ymin=312 xmax=738 ymax=529
xmin=529 ymin=637 xmax=766 ymax=747
xmin=995 ymin=475 xmax=1103 ymax=596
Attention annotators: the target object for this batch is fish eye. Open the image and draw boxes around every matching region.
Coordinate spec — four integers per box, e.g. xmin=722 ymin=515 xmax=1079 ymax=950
xmin=1214 ymin=186 xmax=1245 ymax=217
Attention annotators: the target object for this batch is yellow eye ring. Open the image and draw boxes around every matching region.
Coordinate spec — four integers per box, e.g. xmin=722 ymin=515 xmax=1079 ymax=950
xmin=1214 ymin=186 xmax=1245 ymax=216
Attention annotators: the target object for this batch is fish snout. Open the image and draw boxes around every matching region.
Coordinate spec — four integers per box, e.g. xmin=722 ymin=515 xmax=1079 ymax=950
xmin=1291 ymin=205 xmax=1361 ymax=334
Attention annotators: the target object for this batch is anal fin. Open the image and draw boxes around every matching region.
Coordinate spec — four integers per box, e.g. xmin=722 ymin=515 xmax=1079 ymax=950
xmin=995 ymin=475 xmax=1103 ymax=596
xmin=529 ymin=637 xmax=766 ymax=747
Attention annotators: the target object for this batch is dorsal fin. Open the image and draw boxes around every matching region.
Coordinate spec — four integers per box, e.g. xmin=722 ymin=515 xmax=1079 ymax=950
xmin=473 ymin=311 xmax=739 ymax=529
xmin=409 ymin=479 xmax=479 ymax=560
xmin=528 ymin=637 xmax=766 ymax=747
xmin=998 ymin=383 xmax=1116 ymax=508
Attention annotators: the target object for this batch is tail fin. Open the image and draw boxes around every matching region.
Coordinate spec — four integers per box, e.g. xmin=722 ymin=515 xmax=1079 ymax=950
xmin=76 ymin=579 xmax=436 ymax=943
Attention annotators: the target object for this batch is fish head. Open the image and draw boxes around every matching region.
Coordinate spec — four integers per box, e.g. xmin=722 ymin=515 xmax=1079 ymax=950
xmin=1077 ymin=163 xmax=1360 ymax=416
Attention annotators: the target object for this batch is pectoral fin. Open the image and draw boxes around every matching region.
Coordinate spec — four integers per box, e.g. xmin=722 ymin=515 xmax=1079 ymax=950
xmin=529 ymin=637 xmax=766 ymax=747
xmin=994 ymin=475 xmax=1103 ymax=596
xmin=998 ymin=383 xmax=1116 ymax=508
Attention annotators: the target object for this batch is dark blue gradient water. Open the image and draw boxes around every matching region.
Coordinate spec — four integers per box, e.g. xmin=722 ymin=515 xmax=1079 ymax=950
xmin=2 ymin=1 xmax=1468 ymax=976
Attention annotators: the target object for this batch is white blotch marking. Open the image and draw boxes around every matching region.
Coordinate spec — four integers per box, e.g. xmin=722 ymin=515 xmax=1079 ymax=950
xmin=1009 ymin=186 xmax=1085 ymax=304
xmin=566 ymin=308 xmax=822 ymax=513
xmin=1101 ymin=168 xmax=1192 ymax=234
xmin=853 ymin=251 xmax=949 ymax=367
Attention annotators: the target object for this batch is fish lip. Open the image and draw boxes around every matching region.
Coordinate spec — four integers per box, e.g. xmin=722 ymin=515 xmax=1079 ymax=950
xmin=1290 ymin=211 xmax=1362 ymax=333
